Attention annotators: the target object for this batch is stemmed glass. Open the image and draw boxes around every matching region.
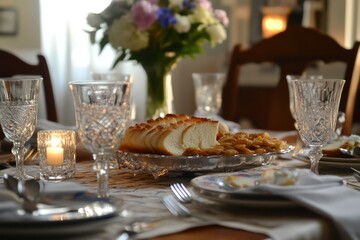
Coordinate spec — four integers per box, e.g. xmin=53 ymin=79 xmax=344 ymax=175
xmin=69 ymin=81 xmax=131 ymax=198
xmin=293 ymin=79 xmax=345 ymax=174
xmin=192 ymin=73 xmax=225 ymax=118
xmin=0 ymin=77 xmax=42 ymax=180
xmin=286 ymin=74 xmax=323 ymax=122
xmin=91 ymin=72 xmax=134 ymax=121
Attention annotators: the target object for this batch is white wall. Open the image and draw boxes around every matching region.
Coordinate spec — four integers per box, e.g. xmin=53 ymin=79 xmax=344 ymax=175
xmin=0 ymin=0 xmax=41 ymax=61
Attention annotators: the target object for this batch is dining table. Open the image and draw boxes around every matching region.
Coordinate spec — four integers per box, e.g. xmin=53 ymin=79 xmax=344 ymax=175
xmin=0 ymin=128 xmax=359 ymax=240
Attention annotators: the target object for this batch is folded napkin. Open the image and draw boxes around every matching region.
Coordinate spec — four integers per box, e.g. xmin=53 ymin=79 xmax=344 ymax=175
xmin=254 ymin=170 xmax=360 ymax=240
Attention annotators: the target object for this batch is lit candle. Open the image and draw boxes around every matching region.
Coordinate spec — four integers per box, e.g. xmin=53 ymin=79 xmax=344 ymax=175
xmin=46 ymin=137 xmax=64 ymax=166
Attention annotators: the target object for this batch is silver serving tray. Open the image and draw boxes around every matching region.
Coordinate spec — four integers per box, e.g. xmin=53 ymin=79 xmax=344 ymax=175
xmin=116 ymin=145 xmax=294 ymax=178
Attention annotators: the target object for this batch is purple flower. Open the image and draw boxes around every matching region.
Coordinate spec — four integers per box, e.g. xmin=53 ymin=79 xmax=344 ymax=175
xmin=182 ymin=0 xmax=195 ymax=10
xmin=157 ymin=8 xmax=177 ymax=28
xmin=131 ymin=0 xmax=158 ymax=31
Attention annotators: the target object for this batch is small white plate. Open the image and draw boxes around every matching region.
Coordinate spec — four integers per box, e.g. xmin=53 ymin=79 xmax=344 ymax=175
xmin=191 ymin=191 xmax=297 ymax=209
xmin=190 ymin=168 xmax=298 ymax=208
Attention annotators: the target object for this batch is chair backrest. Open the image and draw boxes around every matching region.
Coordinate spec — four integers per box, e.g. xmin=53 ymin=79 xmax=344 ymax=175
xmin=222 ymin=26 xmax=360 ymax=135
xmin=0 ymin=49 xmax=58 ymax=122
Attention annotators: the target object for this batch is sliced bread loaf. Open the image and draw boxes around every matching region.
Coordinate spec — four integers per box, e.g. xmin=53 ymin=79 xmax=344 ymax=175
xmin=120 ymin=114 xmax=221 ymax=155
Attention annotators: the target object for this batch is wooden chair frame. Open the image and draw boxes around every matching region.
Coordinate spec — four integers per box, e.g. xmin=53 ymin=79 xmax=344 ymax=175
xmin=0 ymin=49 xmax=58 ymax=122
xmin=222 ymin=26 xmax=360 ymax=135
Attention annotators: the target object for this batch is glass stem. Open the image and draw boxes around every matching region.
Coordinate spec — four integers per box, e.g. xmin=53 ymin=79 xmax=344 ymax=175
xmin=12 ymin=141 xmax=27 ymax=180
xmin=93 ymin=153 xmax=110 ymax=199
xmin=308 ymin=146 xmax=323 ymax=174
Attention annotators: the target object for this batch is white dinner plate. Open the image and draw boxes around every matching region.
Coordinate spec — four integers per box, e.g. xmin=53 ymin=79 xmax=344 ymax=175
xmin=190 ymin=168 xmax=298 ymax=208
xmin=295 ymin=154 xmax=360 ymax=168
xmin=0 ymin=201 xmax=120 ymax=236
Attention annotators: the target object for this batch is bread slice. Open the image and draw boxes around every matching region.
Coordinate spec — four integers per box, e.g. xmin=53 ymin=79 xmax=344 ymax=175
xmin=182 ymin=119 xmax=219 ymax=149
xmin=156 ymin=118 xmax=203 ymax=155
xmin=322 ymin=140 xmax=347 ymax=157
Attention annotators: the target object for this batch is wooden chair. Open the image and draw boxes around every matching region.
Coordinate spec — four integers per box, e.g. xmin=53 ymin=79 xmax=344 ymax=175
xmin=221 ymin=26 xmax=360 ymax=135
xmin=0 ymin=49 xmax=58 ymax=122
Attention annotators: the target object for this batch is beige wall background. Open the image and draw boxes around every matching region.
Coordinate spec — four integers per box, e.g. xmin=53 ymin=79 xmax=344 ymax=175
xmin=0 ymin=0 xmax=41 ymax=63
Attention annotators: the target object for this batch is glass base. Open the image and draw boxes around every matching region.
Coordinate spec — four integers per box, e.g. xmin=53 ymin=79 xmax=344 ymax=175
xmin=40 ymin=167 xmax=75 ymax=182
xmin=17 ymin=173 xmax=36 ymax=180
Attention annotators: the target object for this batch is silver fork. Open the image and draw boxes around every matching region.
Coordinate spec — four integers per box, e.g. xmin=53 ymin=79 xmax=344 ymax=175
xmin=161 ymin=195 xmax=191 ymax=217
xmin=170 ymin=183 xmax=192 ymax=203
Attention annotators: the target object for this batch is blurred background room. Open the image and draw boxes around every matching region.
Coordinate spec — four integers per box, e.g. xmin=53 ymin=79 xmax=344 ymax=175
xmin=0 ymin=0 xmax=359 ymax=131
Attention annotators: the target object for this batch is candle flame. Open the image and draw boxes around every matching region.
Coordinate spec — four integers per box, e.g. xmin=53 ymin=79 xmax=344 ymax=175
xmin=50 ymin=137 xmax=61 ymax=147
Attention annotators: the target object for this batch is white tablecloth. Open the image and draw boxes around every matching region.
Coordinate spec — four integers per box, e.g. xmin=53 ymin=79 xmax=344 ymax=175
xmin=0 ymin=156 xmax=359 ymax=240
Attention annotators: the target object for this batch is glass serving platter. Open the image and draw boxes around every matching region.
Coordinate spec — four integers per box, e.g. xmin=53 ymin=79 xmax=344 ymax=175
xmin=116 ymin=145 xmax=294 ymax=178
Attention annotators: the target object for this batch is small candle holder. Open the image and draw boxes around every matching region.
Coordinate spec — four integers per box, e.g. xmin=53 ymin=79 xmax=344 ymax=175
xmin=38 ymin=130 xmax=76 ymax=181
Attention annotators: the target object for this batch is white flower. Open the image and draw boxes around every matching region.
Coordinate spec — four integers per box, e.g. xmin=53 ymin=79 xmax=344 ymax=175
xmin=87 ymin=13 xmax=103 ymax=29
xmin=174 ymin=14 xmax=191 ymax=33
xmin=108 ymin=14 xmax=149 ymax=51
xmin=206 ymin=24 xmax=226 ymax=44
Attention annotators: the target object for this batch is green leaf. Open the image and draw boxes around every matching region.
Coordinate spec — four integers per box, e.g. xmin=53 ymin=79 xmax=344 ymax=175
xmin=99 ymin=34 xmax=109 ymax=54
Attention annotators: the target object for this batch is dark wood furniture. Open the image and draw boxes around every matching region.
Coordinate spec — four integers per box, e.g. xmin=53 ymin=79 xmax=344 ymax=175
xmin=0 ymin=49 xmax=58 ymax=122
xmin=222 ymin=26 xmax=360 ymax=135
xmin=154 ymin=226 xmax=267 ymax=240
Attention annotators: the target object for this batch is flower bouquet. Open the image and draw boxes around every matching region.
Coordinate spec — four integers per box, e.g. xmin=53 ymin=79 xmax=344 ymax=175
xmin=87 ymin=0 xmax=228 ymax=119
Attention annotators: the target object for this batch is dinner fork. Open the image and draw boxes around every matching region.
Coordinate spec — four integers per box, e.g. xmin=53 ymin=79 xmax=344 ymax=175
xmin=170 ymin=183 xmax=192 ymax=203
xmin=161 ymin=195 xmax=191 ymax=217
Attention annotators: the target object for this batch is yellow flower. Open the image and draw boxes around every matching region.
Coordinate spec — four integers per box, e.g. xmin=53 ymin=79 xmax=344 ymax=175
xmin=192 ymin=4 xmax=217 ymax=26
xmin=108 ymin=14 xmax=149 ymax=51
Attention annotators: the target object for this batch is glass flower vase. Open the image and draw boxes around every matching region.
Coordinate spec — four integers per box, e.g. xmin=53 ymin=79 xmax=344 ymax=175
xmin=143 ymin=65 xmax=175 ymax=119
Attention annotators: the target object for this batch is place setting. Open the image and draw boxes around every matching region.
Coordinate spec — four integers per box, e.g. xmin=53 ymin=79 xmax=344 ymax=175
xmin=293 ymin=134 xmax=360 ymax=169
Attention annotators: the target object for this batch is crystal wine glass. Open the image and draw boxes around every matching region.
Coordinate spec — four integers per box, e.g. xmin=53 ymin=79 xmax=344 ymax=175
xmin=286 ymin=74 xmax=323 ymax=122
xmin=0 ymin=77 xmax=42 ymax=180
xmin=293 ymin=79 xmax=345 ymax=174
xmin=69 ymin=81 xmax=131 ymax=198
xmin=90 ymin=72 xmax=134 ymax=121
xmin=192 ymin=73 xmax=225 ymax=118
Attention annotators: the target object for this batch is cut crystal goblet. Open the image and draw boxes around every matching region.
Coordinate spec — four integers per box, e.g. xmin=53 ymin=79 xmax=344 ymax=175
xmin=293 ymin=78 xmax=345 ymax=174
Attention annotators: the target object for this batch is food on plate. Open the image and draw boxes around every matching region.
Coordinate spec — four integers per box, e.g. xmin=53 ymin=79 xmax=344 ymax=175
xmin=322 ymin=135 xmax=360 ymax=157
xmin=224 ymin=168 xmax=298 ymax=189
xmin=120 ymin=114 xmax=288 ymax=156
xmin=183 ymin=132 xmax=287 ymax=156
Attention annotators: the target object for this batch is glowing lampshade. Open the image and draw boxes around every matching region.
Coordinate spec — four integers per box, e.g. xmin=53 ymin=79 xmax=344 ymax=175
xmin=261 ymin=6 xmax=291 ymax=38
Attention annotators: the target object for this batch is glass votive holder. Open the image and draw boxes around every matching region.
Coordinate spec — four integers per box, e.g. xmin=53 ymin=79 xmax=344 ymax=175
xmin=38 ymin=130 xmax=76 ymax=181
